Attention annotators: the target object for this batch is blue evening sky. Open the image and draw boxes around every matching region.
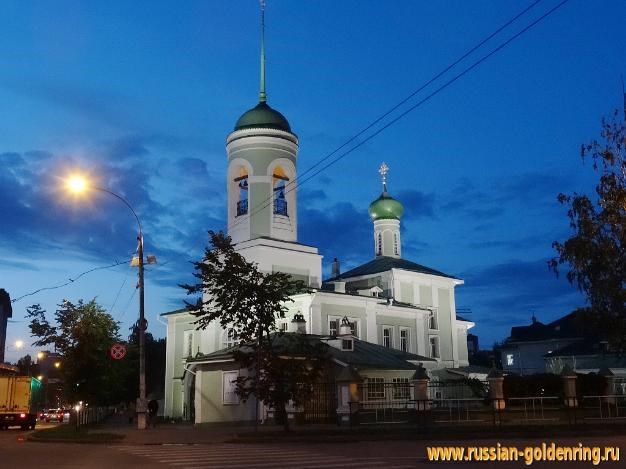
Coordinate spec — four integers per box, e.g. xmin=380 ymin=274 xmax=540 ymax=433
xmin=2 ymin=0 xmax=625 ymax=361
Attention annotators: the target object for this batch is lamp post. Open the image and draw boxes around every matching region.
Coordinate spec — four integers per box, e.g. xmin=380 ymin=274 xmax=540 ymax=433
xmin=66 ymin=176 xmax=148 ymax=430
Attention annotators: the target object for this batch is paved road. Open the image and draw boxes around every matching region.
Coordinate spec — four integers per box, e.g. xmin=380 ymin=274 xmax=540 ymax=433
xmin=112 ymin=436 xmax=625 ymax=468
xmin=1 ymin=427 xmax=624 ymax=468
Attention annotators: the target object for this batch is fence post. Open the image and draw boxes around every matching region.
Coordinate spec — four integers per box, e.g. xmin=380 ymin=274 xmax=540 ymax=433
xmin=411 ymin=364 xmax=430 ymax=412
xmin=487 ymin=368 xmax=505 ymax=425
xmin=561 ymin=365 xmax=578 ymax=408
xmin=336 ymin=366 xmax=362 ymax=426
xmin=599 ymin=367 xmax=616 ymax=406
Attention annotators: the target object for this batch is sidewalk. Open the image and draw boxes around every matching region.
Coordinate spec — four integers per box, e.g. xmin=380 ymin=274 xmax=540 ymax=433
xmin=92 ymin=414 xmax=626 ymax=446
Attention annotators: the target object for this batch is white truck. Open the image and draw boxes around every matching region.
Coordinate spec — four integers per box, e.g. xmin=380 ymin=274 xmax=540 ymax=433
xmin=0 ymin=376 xmax=39 ymax=430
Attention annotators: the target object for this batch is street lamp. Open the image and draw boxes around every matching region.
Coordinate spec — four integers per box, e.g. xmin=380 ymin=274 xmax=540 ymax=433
xmin=65 ymin=174 xmax=150 ymax=430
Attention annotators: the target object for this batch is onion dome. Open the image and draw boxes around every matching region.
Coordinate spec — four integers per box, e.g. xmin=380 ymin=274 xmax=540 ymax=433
xmin=234 ymin=102 xmax=291 ymax=133
xmin=368 ymin=191 xmax=404 ymax=221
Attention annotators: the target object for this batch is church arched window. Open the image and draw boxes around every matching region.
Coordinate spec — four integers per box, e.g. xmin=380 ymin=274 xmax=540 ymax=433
xmin=272 ymin=166 xmax=289 ymax=216
xmin=393 ymin=232 xmax=399 ymax=256
xmin=377 ymin=232 xmax=382 ymax=256
xmin=234 ymin=167 xmax=248 ymax=216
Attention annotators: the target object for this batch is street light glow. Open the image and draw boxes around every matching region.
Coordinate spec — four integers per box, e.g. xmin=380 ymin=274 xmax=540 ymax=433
xmin=14 ymin=340 xmax=24 ymax=349
xmin=66 ymin=175 xmax=89 ymax=194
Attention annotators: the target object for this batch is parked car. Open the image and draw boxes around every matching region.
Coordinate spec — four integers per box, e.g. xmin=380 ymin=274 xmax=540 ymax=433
xmin=44 ymin=408 xmax=64 ymax=422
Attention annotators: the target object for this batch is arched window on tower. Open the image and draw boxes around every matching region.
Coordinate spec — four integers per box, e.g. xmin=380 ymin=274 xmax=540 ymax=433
xmin=393 ymin=232 xmax=399 ymax=256
xmin=234 ymin=168 xmax=249 ymax=216
xmin=377 ymin=232 xmax=382 ymax=256
xmin=273 ymin=166 xmax=289 ymax=216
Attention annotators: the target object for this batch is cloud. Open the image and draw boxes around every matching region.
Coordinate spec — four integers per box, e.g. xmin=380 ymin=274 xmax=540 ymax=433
xmin=1 ymin=77 xmax=132 ymax=128
xmin=456 ymin=257 xmax=585 ymax=344
xmin=299 ymin=202 xmax=372 ymax=275
xmin=396 ymin=189 xmax=435 ymax=220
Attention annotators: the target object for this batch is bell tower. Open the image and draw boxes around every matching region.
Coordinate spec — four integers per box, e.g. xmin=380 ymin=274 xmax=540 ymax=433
xmin=223 ymin=1 xmax=321 ymax=287
xmin=226 ymin=1 xmax=298 ymax=245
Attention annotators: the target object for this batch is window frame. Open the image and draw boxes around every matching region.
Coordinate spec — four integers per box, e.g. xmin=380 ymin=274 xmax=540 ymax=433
xmin=222 ymin=371 xmax=240 ymax=405
xmin=428 ymin=309 xmax=439 ymax=330
xmin=222 ymin=328 xmax=238 ymax=349
xmin=399 ymin=327 xmax=410 ymax=352
xmin=365 ymin=377 xmax=385 ymax=400
xmin=429 ymin=336 xmax=440 ymax=359
xmin=392 ymin=377 xmax=410 ymax=400
xmin=382 ymin=325 xmax=393 ymax=348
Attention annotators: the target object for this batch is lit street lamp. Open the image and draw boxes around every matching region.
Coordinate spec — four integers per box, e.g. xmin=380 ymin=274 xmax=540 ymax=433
xmin=65 ymin=174 xmax=150 ymax=430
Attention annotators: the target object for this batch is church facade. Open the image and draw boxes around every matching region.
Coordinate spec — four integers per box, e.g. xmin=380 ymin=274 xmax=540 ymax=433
xmin=162 ymin=15 xmax=474 ymax=423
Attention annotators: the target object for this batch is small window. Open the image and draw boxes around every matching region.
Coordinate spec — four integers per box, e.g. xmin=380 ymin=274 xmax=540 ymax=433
xmin=429 ymin=310 xmax=438 ymax=330
xmin=376 ymin=232 xmax=382 ymax=256
xmin=341 ymin=339 xmax=353 ymax=351
xmin=222 ymin=371 xmax=240 ymax=405
xmin=429 ymin=336 xmax=439 ymax=358
xmin=506 ymin=354 xmax=514 ymax=366
xmin=329 ymin=319 xmax=338 ymax=336
xmin=392 ymin=377 xmax=410 ymax=400
xmin=279 ymin=321 xmax=288 ymax=332
xmin=366 ymin=377 xmax=385 ymax=400
xmin=349 ymin=321 xmax=358 ymax=338
xmin=183 ymin=330 xmax=194 ymax=358
xmin=393 ymin=232 xmax=399 ymax=255
xmin=399 ymin=328 xmax=409 ymax=352
xmin=222 ymin=328 xmax=237 ymax=349
xmin=383 ymin=326 xmax=392 ymax=348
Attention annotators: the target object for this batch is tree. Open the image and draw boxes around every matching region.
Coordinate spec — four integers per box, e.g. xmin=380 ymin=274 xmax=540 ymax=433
xmin=16 ymin=354 xmax=38 ymax=376
xmin=181 ymin=231 xmax=326 ymax=430
xmin=550 ymin=110 xmax=626 ymax=349
xmin=26 ymin=299 xmax=131 ymax=405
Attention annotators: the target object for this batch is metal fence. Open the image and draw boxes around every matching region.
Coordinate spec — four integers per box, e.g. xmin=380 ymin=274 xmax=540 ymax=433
xmin=309 ymin=378 xmax=626 ymax=428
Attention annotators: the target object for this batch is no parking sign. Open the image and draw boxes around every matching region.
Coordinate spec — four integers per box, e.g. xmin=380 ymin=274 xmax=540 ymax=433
xmin=110 ymin=343 xmax=127 ymax=360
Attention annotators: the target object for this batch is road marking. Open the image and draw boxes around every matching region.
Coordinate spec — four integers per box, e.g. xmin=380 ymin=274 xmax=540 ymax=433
xmin=112 ymin=444 xmax=417 ymax=468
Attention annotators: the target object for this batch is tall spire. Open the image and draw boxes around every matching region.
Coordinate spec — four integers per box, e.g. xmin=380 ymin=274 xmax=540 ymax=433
xmin=379 ymin=162 xmax=389 ymax=193
xmin=259 ymin=0 xmax=267 ymax=103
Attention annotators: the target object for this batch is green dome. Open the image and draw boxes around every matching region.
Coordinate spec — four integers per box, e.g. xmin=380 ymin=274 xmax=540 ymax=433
xmin=234 ymin=102 xmax=291 ymax=133
xmin=368 ymin=192 xmax=404 ymax=221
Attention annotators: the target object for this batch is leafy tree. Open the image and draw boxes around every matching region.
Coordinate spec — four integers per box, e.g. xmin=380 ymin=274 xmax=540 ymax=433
xmin=16 ymin=354 xmax=37 ymax=376
xmin=26 ymin=299 xmax=131 ymax=405
xmin=182 ymin=231 xmax=325 ymax=430
xmin=550 ymin=110 xmax=626 ymax=349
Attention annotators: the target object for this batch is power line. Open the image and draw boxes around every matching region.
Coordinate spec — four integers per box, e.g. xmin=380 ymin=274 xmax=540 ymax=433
xmin=229 ymin=0 xmax=569 ymax=232
xmin=10 ymin=260 xmax=128 ymax=304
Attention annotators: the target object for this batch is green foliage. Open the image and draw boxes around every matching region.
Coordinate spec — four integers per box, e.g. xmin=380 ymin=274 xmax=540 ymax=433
xmin=550 ymin=111 xmax=626 ymax=349
xmin=233 ymin=334 xmax=328 ymax=427
xmin=181 ymin=231 xmax=310 ymax=342
xmin=182 ymin=230 xmax=325 ymax=430
xmin=26 ymin=299 xmax=130 ymax=405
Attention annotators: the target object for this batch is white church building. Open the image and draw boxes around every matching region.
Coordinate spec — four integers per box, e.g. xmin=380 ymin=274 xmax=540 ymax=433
xmin=162 ymin=14 xmax=475 ymax=424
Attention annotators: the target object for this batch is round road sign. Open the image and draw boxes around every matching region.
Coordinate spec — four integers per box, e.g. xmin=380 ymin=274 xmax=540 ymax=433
xmin=110 ymin=343 xmax=127 ymax=360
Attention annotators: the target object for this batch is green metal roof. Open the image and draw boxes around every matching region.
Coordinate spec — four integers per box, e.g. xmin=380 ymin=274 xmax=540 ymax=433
xmin=368 ymin=192 xmax=404 ymax=221
xmin=234 ymin=102 xmax=291 ymax=132
xmin=186 ymin=333 xmax=433 ymax=370
xmin=329 ymin=256 xmax=458 ymax=281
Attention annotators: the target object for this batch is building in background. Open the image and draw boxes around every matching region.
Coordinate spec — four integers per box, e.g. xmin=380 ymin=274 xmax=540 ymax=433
xmin=0 ymin=289 xmax=12 ymax=364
